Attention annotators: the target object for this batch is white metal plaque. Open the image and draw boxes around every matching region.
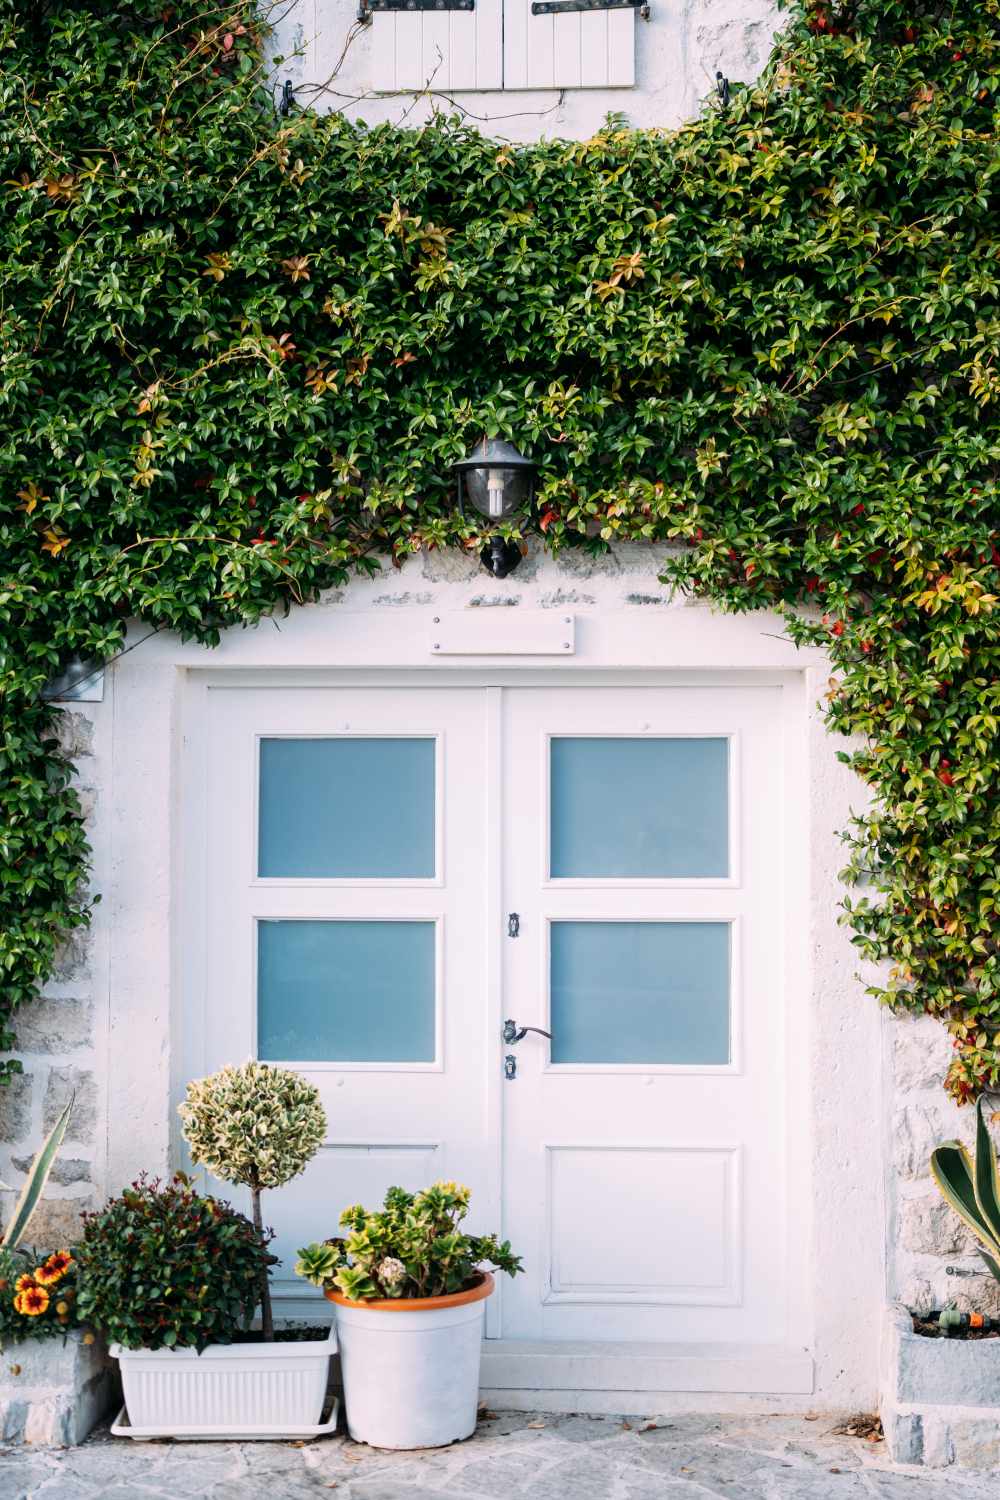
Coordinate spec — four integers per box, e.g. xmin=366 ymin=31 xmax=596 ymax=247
xmin=429 ymin=610 xmax=575 ymax=656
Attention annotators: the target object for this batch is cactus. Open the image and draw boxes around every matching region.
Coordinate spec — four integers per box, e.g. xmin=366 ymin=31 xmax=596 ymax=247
xmin=931 ymin=1100 xmax=1000 ymax=1284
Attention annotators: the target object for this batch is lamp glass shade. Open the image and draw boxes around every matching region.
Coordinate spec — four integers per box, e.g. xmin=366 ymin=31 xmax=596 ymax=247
xmin=455 ymin=439 xmax=535 ymax=521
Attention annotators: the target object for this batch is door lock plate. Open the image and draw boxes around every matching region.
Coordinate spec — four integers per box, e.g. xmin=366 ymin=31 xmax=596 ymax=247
xmin=504 ymin=1054 xmax=517 ymax=1080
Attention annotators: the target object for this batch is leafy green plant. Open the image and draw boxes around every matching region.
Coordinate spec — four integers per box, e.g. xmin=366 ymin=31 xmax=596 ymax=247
xmin=1 ymin=1101 xmax=73 ymax=1251
xmin=74 ymin=1173 xmax=272 ymax=1351
xmin=178 ymin=1061 xmax=326 ymax=1338
xmin=296 ymin=1181 xmax=522 ymax=1301
xmin=930 ymin=1102 xmax=1000 ymax=1283
xmin=4 ymin=0 xmax=1000 ymax=1105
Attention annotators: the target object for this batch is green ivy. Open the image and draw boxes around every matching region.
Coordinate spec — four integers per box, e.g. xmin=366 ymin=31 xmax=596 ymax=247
xmin=2 ymin=0 xmax=1000 ymax=1100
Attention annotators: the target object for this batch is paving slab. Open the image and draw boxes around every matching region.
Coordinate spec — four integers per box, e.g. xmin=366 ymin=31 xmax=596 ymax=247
xmin=4 ymin=1411 xmax=1000 ymax=1500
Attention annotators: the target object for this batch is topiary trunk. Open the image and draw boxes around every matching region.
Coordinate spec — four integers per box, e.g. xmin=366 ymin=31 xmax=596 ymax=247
xmin=250 ymin=1180 xmax=274 ymax=1341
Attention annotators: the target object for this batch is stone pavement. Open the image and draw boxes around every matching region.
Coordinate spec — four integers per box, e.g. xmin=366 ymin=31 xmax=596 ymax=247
xmin=4 ymin=1410 xmax=1000 ymax=1500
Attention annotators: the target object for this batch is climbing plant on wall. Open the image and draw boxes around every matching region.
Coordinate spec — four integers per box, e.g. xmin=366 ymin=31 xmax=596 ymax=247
xmin=2 ymin=0 xmax=999 ymax=1099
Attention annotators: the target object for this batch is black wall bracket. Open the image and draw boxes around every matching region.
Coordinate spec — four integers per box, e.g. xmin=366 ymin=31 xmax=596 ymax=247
xmin=531 ymin=0 xmax=650 ymax=14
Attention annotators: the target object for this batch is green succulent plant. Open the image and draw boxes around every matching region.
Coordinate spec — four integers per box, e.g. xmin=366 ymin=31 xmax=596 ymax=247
xmin=930 ymin=1100 xmax=1000 ymax=1283
xmin=296 ymin=1181 xmax=522 ymax=1302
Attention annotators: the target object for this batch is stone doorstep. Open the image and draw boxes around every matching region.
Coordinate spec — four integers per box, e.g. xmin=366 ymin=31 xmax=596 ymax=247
xmin=880 ymin=1302 xmax=1000 ymax=1468
xmin=0 ymin=1331 xmax=118 ymax=1446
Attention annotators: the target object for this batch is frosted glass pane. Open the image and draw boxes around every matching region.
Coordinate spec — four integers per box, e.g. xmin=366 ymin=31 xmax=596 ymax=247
xmin=259 ymin=738 xmax=435 ymax=878
xmin=550 ymin=922 xmax=730 ymax=1064
xmin=258 ymin=920 xmax=435 ymax=1062
xmin=550 ymin=737 xmax=729 ymax=878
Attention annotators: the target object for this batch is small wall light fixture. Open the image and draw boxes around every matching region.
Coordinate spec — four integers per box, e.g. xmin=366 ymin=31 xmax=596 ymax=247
xmin=453 ymin=438 xmax=537 ymax=579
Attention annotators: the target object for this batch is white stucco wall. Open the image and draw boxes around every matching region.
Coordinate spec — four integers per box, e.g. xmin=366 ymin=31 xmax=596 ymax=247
xmin=0 ymin=542 xmax=902 ymax=1412
xmin=268 ymin=0 xmax=783 ymax=141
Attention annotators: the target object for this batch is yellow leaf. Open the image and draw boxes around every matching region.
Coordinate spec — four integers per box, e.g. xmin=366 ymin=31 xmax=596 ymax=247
xmin=41 ymin=528 xmax=69 ymax=556
xmin=17 ymin=481 xmax=48 ymax=515
xmin=203 ymin=252 xmax=232 ymax=282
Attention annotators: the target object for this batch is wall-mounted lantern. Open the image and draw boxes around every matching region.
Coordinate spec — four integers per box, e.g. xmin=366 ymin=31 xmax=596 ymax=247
xmin=453 ymin=438 xmax=537 ymax=579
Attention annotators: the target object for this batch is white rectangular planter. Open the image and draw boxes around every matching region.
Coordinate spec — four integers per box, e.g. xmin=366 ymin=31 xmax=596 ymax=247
xmin=111 ymin=1325 xmax=336 ymax=1439
xmin=881 ymin=1303 xmax=1000 ymax=1468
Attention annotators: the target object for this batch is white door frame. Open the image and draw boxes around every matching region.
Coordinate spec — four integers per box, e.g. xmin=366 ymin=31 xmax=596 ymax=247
xmin=105 ymin=590 xmax=883 ymax=1412
xmin=175 ymin=666 xmax=812 ymax=1390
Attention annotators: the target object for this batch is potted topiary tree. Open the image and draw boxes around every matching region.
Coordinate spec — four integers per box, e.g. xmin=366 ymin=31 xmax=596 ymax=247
xmin=178 ymin=1060 xmax=327 ymax=1340
xmin=76 ymin=1063 xmax=336 ymax=1439
xmin=296 ymin=1181 xmax=521 ymax=1449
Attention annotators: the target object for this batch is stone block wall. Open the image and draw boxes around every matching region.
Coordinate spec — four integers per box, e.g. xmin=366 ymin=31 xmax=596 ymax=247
xmin=0 ymin=702 xmax=108 ymax=1253
xmin=888 ymin=1013 xmax=1000 ymax=1317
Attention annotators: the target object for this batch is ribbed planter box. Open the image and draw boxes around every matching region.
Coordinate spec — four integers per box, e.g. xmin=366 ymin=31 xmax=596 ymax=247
xmin=0 ymin=1331 xmax=116 ymax=1445
xmin=881 ymin=1302 xmax=1000 ymax=1468
xmin=111 ymin=1326 xmax=337 ymax=1440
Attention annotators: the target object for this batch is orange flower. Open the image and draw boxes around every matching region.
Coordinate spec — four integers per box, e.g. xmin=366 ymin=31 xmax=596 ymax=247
xmin=36 ymin=1251 xmax=73 ymax=1286
xmin=15 ymin=1285 xmax=50 ymax=1316
xmin=14 ymin=1273 xmax=35 ymax=1294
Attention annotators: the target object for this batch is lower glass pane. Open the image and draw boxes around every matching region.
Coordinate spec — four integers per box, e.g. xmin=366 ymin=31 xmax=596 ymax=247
xmin=257 ymin=920 xmax=436 ymax=1063
xmin=550 ymin=921 xmax=731 ymax=1065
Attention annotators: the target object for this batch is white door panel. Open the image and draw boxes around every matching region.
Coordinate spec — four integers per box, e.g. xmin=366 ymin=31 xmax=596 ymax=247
xmin=499 ymin=686 xmax=789 ymax=1343
xmin=198 ymin=687 xmax=494 ymax=1311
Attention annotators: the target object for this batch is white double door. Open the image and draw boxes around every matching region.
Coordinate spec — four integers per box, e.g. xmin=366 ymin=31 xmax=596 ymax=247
xmin=195 ymin=680 xmax=794 ymax=1349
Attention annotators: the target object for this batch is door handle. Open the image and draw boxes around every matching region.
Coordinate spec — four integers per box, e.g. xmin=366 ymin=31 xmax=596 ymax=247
xmin=503 ymin=1018 xmax=552 ymax=1045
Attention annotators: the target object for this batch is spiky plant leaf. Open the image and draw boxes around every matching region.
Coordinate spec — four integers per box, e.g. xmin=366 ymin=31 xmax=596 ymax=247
xmin=930 ymin=1140 xmax=994 ymax=1250
xmin=972 ymin=1099 xmax=1000 ymax=1245
xmin=1 ymin=1100 xmax=73 ymax=1249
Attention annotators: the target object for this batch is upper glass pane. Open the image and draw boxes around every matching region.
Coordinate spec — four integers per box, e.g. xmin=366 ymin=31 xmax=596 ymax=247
xmin=258 ymin=737 xmax=435 ymax=878
xmin=550 ymin=737 xmax=729 ymax=879
xmin=258 ymin=919 xmax=436 ymax=1062
xmin=550 ymin=921 xmax=731 ymax=1065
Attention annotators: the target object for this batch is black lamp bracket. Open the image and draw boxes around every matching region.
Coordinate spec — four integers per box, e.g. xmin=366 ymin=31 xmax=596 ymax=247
xmin=481 ymin=536 xmax=523 ymax=580
xmin=531 ymin=0 xmax=650 ymax=15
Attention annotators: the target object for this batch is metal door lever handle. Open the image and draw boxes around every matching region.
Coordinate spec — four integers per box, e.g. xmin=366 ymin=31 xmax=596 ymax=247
xmin=503 ymin=1018 xmax=552 ymax=1044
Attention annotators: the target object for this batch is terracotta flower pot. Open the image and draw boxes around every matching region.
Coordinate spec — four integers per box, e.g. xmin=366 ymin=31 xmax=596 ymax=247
xmin=326 ymin=1272 xmax=494 ymax=1449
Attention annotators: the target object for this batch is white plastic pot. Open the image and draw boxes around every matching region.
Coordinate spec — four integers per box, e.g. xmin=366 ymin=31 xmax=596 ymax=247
xmin=328 ymin=1272 xmax=493 ymax=1449
xmin=110 ymin=1325 xmax=336 ymax=1439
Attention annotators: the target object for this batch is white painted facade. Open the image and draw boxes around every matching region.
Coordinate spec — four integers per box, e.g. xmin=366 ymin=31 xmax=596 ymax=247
xmin=2 ymin=4 xmax=987 ymax=1423
xmin=269 ymin=0 xmax=782 ymax=142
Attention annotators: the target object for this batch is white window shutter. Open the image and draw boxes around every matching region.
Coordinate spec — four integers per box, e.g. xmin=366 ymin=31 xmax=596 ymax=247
xmin=503 ymin=0 xmax=635 ymax=89
xmin=371 ymin=0 xmax=503 ymax=91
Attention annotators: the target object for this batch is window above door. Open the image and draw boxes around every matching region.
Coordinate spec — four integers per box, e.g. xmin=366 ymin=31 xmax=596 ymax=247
xmin=366 ymin=0 xmax=637 ymax=91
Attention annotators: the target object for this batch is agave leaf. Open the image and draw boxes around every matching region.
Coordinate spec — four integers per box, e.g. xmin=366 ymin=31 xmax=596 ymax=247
xmin=979 ymin=1248 xmax=1000 ymax=1287
xmin=1 ymin=1100 xmax=73 ymax=1250
xmin=972 ymin=1099 xmax=1000 ymax=1243
xmin=930 ymin=1139 xmax=1000 ymax=1257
